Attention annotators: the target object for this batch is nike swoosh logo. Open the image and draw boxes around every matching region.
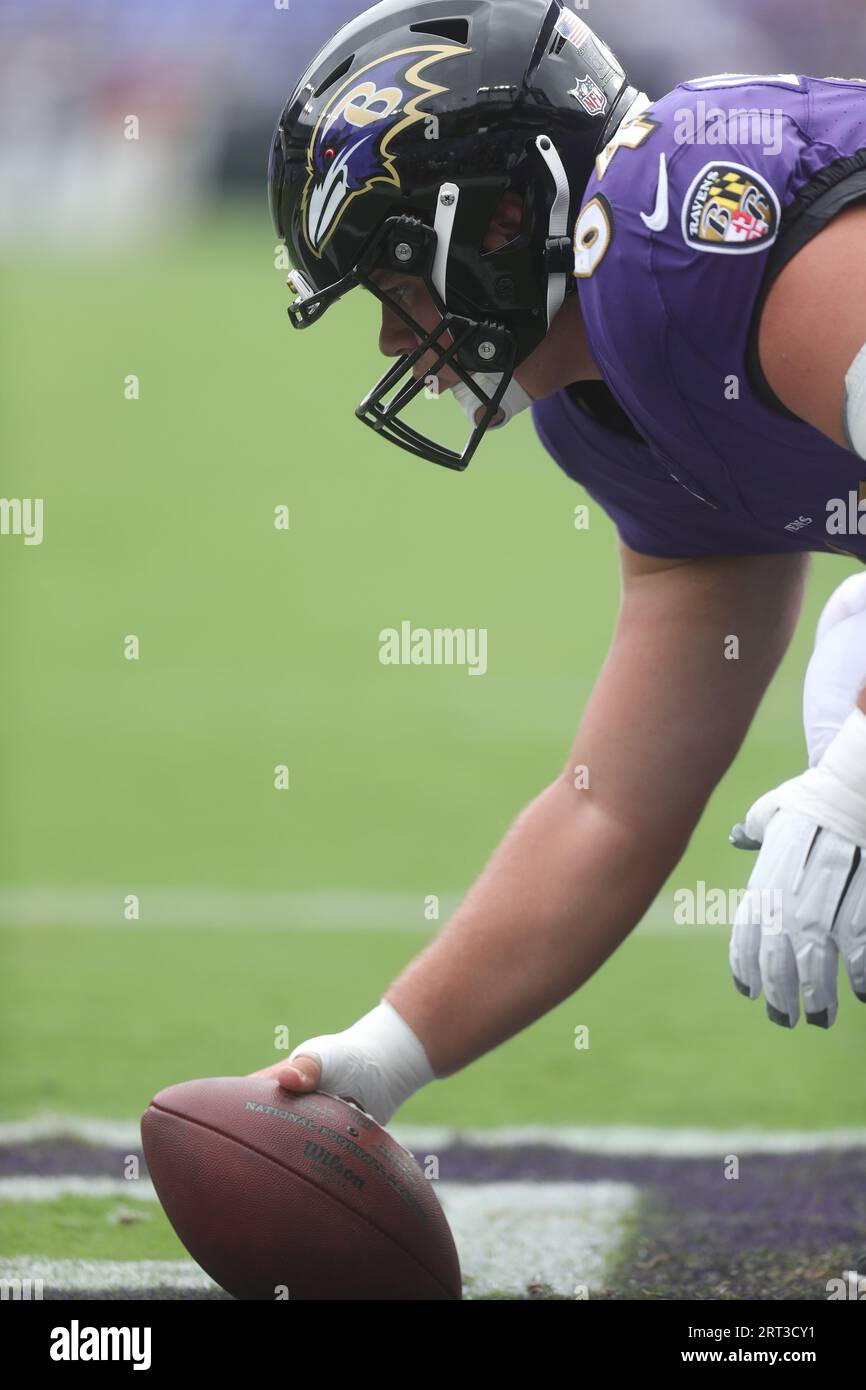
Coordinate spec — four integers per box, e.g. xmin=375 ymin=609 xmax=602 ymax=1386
xmin=640 ymin=154 xmax=669 ymax=231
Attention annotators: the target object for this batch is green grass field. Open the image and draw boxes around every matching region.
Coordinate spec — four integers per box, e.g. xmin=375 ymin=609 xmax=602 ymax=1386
xmin=1 ymin=206 xmax=864 ymax=1141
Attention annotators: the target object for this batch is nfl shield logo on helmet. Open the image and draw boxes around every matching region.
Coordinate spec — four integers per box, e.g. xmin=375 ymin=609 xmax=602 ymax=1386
xmin=570 ymin=75 xmax=607 ymax=116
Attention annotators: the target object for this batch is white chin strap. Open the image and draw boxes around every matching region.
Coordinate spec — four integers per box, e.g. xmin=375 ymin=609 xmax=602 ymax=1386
xmin=444 ymin=137 xmax=571 ymax=432
xmin=451 ymin=373 xmax=534 ymax=429
xmin=844 ymin=341 xmax=866 ymax=459
xmin=534 ymin=133 xmax=572 ymax=330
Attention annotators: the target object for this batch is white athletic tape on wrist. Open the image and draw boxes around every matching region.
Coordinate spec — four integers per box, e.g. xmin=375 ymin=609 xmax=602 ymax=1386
xmin=452 ymin=373 xmax=534 ymax=429
xmin=287 ymin=999 xmax=435 ymax=1127
xmin=844 ymin=341 xmax=866 ymax=460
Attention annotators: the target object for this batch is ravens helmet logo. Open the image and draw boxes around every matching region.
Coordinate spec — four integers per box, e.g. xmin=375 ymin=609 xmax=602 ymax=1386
xmin=302 ymin=45 xmax=467 ymax=257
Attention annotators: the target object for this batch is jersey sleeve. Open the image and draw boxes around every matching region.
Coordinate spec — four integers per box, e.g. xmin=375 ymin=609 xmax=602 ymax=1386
xmin=575 ymin=76 xmax=825 ymax=432
xmin=569 ymin=76 xmax=863 ymax=537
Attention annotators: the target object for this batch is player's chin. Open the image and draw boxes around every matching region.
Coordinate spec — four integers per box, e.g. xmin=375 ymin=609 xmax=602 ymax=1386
xmin=461 ymin=401 xmax=505 ymax=427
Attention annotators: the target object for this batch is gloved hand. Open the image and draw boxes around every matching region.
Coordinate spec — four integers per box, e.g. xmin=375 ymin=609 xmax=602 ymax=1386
xmin=729 ymin=710 xmax=866 ymax=1027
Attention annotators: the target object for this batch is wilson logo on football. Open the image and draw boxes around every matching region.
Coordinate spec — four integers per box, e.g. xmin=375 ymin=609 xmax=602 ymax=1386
xmin=302 ymin=44 xmax=467 ymax=257
xmin=682 ymin=161 xmax=781 ymax=254
xmin=303 ymin=1139 xmax=366 ymax=1190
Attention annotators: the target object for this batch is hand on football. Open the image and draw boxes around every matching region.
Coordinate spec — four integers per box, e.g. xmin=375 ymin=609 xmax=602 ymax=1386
xmin=251 ymin=1053 xmax=324 ymax=1093
xmin=248 ymin=1002 xmax=435 ymax=1126
xmin=249 ymin=1032 xmax=379 ymax=1121
xmin=250 ymin=1051 xmax=365 ymax=1115
xmin=729 ymin=776 xmax=866 ymax=1027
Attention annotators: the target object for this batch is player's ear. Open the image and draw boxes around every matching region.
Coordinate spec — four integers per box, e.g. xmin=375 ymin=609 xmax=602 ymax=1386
xmin=483 ymin=191 xmax=524 ymax=251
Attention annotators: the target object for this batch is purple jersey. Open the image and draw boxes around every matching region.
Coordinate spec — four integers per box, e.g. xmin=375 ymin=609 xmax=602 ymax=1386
xmin=532 ymin=74 xmax=866 ymax=560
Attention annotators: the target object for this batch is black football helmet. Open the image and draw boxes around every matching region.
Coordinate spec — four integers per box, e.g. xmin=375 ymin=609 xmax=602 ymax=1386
xmin=268 ymin=0 xmax=639 ymax=469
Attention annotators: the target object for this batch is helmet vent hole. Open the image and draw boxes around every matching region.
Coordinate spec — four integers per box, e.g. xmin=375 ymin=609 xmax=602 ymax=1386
xmin=314 ymin=54 xmax=354 ymax=97
xmin=409 ymin=18 xmax=469 ymax=44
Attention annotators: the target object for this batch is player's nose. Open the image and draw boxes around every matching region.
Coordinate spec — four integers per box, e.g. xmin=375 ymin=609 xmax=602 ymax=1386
xmin=379 ymin=303 xmax=418 ymax=357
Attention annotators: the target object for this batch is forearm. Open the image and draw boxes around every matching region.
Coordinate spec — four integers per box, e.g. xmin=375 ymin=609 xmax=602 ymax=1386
xmin=385 ymin=550 xmax=809 ymax=1080
xmin=264 ymin=552 xmax=806 ymax=1120
xmin=385 ymin=775 xmax=686 ymax=1077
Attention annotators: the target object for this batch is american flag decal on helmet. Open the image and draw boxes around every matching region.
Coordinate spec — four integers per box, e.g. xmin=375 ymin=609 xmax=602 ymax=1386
xmin=554 ymin=7 xmax=591 ymax=51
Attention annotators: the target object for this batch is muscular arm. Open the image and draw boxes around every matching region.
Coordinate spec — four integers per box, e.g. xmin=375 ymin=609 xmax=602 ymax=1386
xmin=386 ymin=544 xmax=810 ymax=1077
xmin=758 ymin=202 xmax=866 ymax=716
xmin=759 ymin=202 xmax=866 ymax=452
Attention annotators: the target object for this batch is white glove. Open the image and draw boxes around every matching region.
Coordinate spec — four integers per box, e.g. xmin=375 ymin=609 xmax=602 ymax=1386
xmin=451 ymin=372 xmax=533 ymax=429
xmin=287 ymin=1000 xmax=435 ymax=1127
xmin=729 ymin=710 xmax=866 ymax=1027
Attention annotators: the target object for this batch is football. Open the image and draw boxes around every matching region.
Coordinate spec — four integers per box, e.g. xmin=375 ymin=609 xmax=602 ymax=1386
xmin=141 ymin=1076 xmax=462 ymax=1300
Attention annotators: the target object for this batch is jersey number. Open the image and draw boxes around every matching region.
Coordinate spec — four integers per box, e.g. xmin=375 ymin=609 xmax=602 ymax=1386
xmin=574 ymin=196 xmax=613 ymax=279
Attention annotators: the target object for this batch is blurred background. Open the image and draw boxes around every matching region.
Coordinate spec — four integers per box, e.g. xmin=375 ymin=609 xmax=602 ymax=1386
xmin=0 ymin=1 xmax=863 ymax=1135
xmin=1 ymin=0 xmax=864 ymax=250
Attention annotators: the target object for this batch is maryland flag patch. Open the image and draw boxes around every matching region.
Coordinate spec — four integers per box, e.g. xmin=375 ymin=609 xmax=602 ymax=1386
xmin=682 ymin=161 xmax=781 ymax=254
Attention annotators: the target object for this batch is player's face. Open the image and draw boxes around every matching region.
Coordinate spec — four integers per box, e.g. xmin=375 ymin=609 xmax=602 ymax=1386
xmin=372 ymin=270 xmax=462 ymax=392
xmin=369 ymin=194 xmax=524 ymax=398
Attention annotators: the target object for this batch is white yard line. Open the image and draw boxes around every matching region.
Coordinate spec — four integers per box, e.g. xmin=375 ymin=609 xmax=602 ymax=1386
xmin=439 ymin=1181 xmax=636 ymax=1298
xmin=0 ymin=887 xmax=448 ymax=930
xmin=0 ymin=885 xmax=699 ymax=932
xmin=0 ymin=1258 xmax=220 ymax=1295
xmin=1 ymin=1114 xmax=864 ymax=1155
xmin=0 ymin=1116 xmax=146 ymax=1148
xmin=0 ymin=1181 xmax=639 ymax=1299
xmin=392 ymin=1124 xmax=866 ymax=1155
xmin=0 ymin=1177 xmax=157 ymax=1202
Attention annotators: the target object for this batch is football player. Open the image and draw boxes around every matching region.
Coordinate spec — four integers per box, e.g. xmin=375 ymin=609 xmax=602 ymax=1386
xmin=257 ymin=0 xmax=866 ymax=1123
